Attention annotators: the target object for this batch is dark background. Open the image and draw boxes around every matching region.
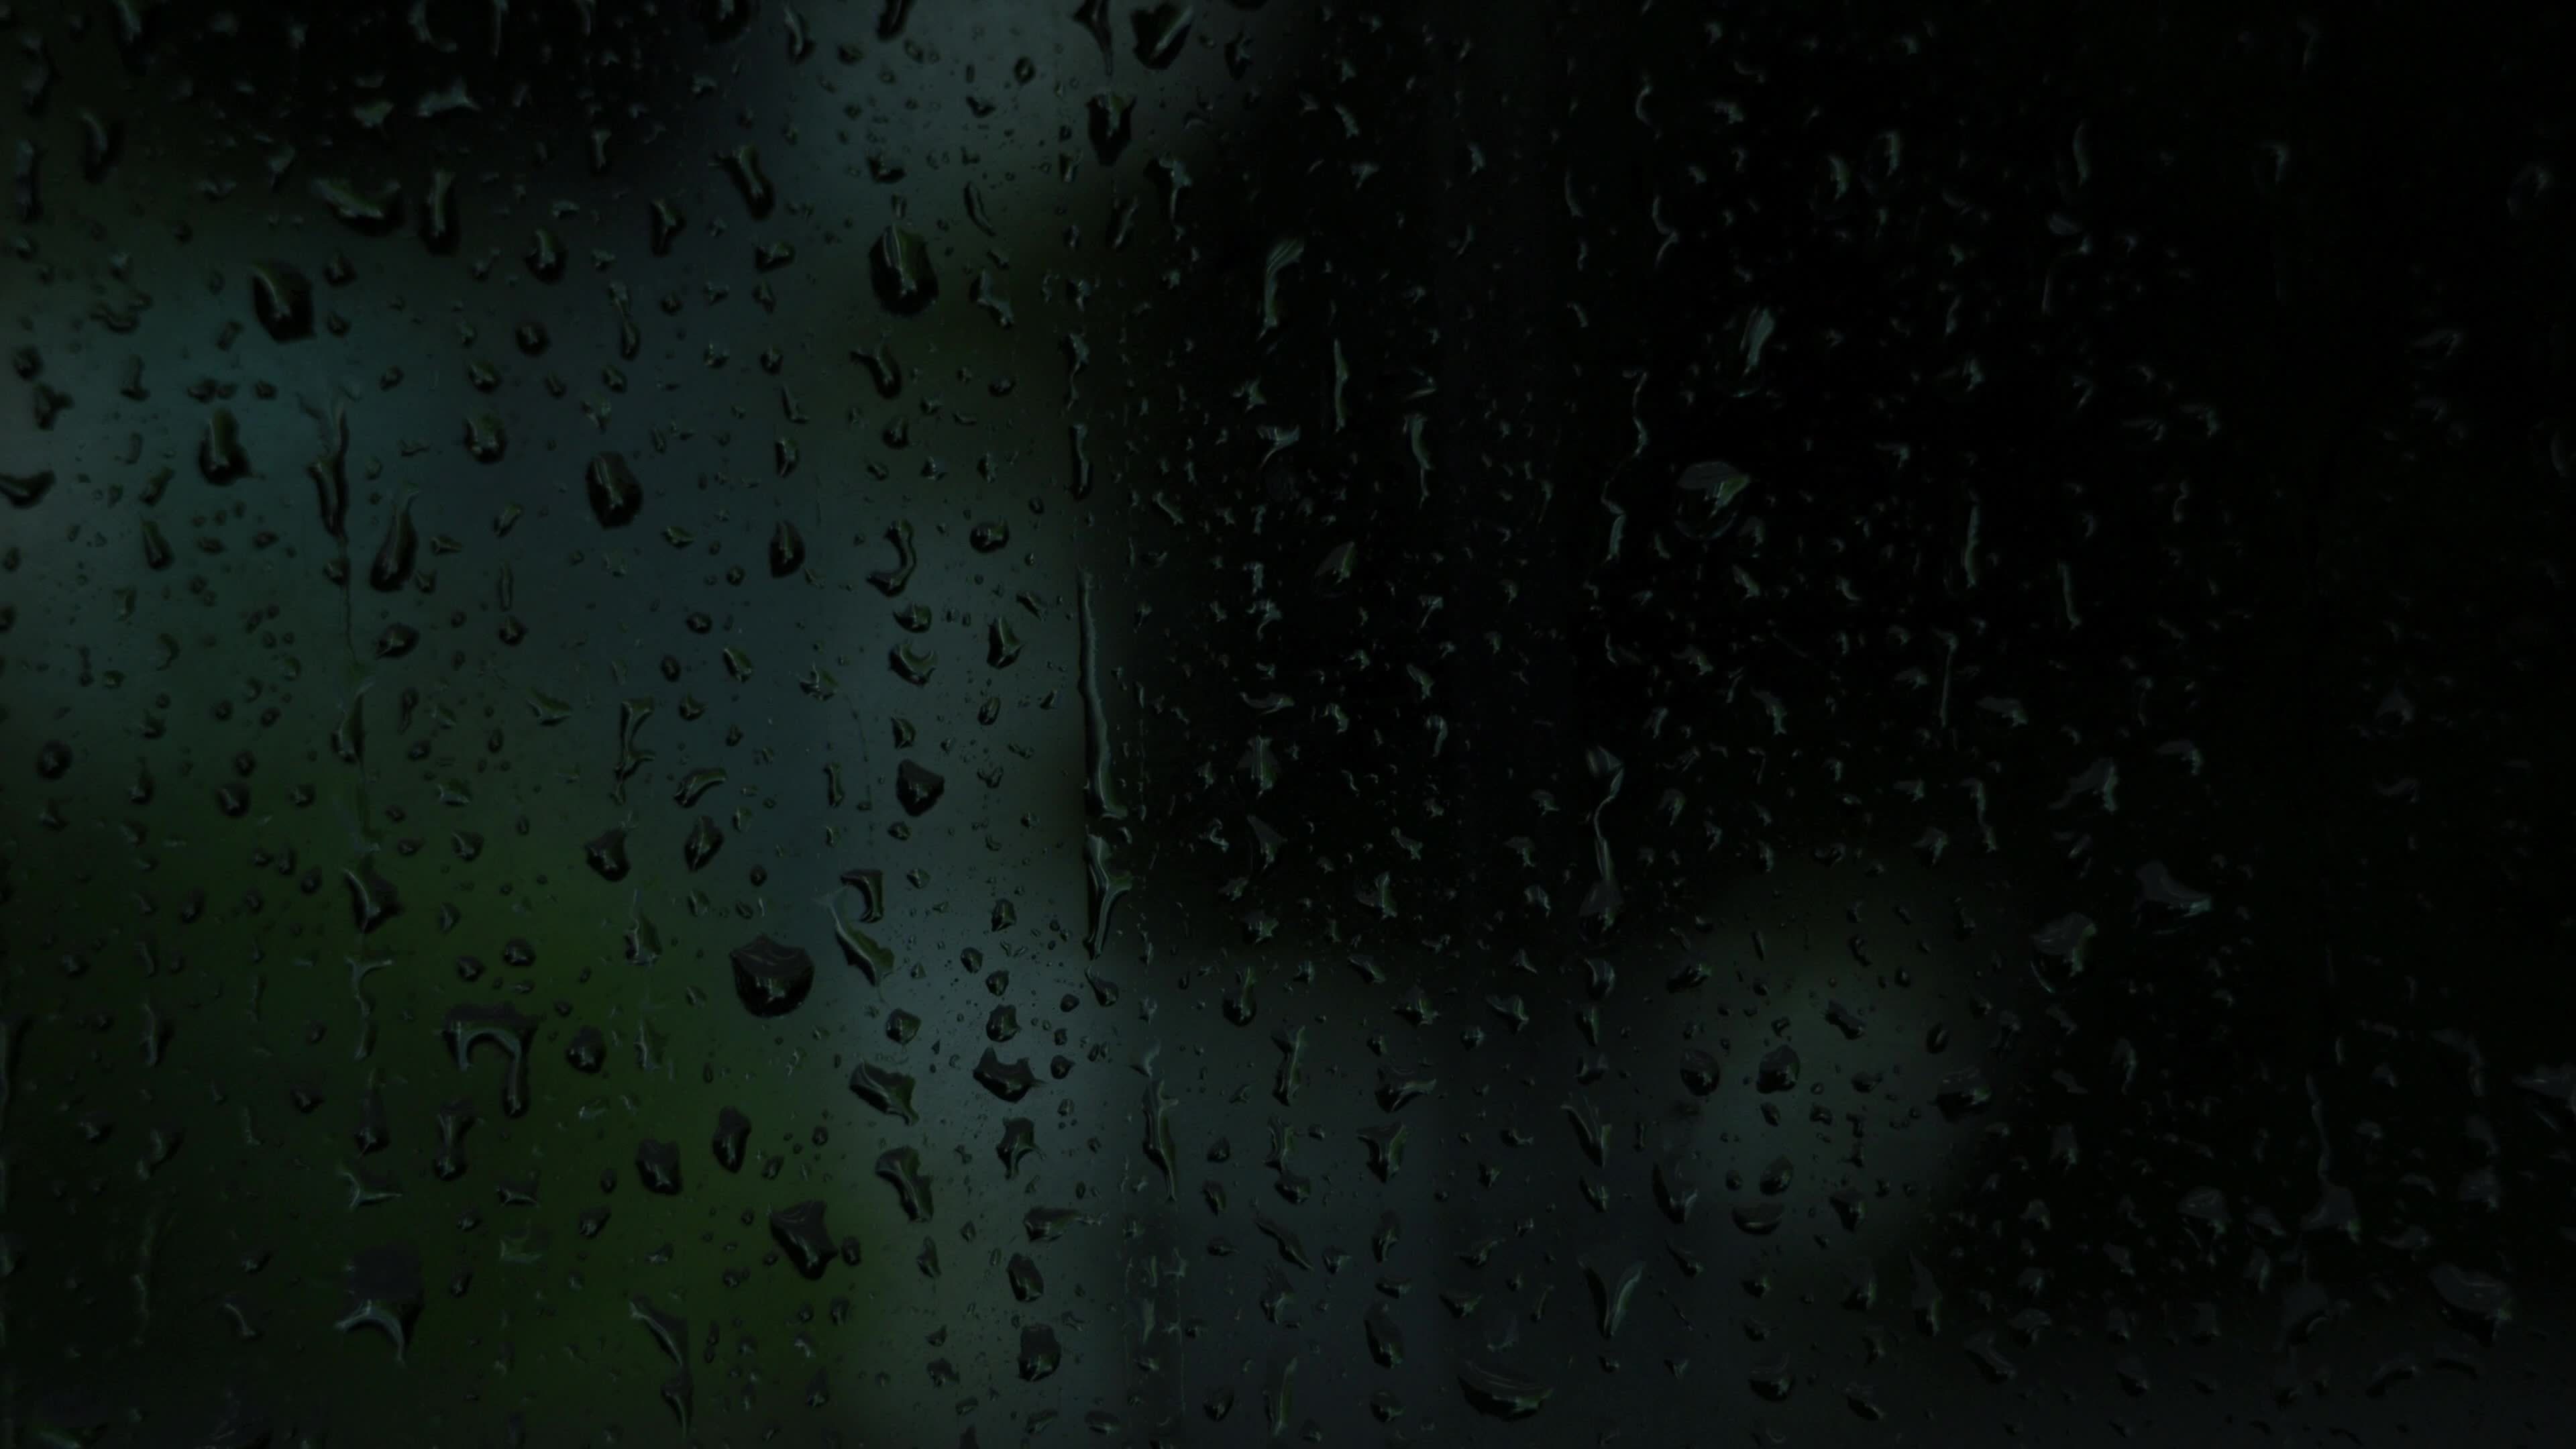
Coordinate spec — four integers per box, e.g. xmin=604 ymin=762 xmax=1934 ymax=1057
xmin=2 ymin=0 xmax=2572 ymax=1444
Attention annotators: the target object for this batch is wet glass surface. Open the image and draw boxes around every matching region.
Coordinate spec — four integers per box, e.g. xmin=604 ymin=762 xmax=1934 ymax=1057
xmin=3 ymin=2 xmax=2574 ymax=1444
